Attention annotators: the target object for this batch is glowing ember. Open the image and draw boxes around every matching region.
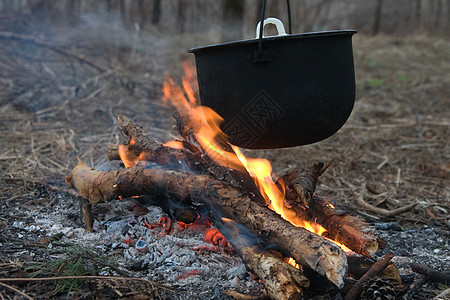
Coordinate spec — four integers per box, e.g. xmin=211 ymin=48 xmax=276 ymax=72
xmin=163 ymin=140 xmax=184 ymax=149
xmin=287 ymin=257 xmax=300 ymax=269
xmin=161 ymin=62 xmax=352 ymax=252
xmin=204 ymin=228 xmax=230 ymax=248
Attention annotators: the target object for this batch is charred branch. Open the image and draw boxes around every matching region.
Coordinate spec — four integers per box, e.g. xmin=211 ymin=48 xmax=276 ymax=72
xmin=344 ymin=252 xmax=394 ymax=300
xmin=347 ymin=254 xmax=401 ymax=283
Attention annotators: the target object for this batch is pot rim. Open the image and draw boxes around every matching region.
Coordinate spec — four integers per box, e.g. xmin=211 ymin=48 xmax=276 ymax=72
xmin=188 ymin=29 xmax=357 ymax=53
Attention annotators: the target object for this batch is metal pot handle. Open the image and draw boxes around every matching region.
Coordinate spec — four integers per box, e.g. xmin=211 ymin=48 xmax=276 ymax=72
xmin=255 ymin=18 xmax=287 ymax=38
xmin=255 ymin=0 xmax=292 ymax=61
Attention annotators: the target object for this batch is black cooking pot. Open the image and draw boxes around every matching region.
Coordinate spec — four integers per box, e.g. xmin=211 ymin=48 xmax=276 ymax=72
xmin=189 ymin=0 xmax=356 ymax=149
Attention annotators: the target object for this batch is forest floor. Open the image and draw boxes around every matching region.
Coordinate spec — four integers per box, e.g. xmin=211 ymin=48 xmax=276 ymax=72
xmin=0 ymin=10 xmax=449 ymax=300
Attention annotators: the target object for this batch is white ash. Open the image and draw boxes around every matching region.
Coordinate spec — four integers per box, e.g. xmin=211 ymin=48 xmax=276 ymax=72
xmin=22 ymin=195 xmax=263 ymax=299
xmin=378 ymin=226 xmax=450 ymax=274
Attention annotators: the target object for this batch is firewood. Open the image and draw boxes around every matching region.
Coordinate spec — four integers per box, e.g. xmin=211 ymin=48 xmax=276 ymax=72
xmin=65 ymin=162 xmax=348 ymax=288
xmin=214 ymin=217 xmax=309 ymax=300
xmin=344 ymin=252 xmax=394 ymax=300
xmin=279 ymin=168 xmax=381 ymax=258
xmin=308 ymin=196 xmax=381 ymax=258
xmin=67 ymin=162 xmax=309 ymax=300
xmin=107 ymin=143 xmax=120 ymax=161
xmin=117 ymin=115 xmax=209 ymax=172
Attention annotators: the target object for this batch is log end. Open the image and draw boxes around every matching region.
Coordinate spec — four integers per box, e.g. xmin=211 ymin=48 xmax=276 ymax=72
xmin=321 ymin=245 xmax=348 ymax=289
xmin=65 ymin=160 xmax=117 ymax=204
xmin=243 ymin=248 xmax=309 ymax=300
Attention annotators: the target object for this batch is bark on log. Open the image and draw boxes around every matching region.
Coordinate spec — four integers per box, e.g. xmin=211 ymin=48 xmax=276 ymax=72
xmin=279 ymin=168 xmax=381 ymax=258
xmin=65 ymin=162 xmax=348 ymax=288
xmin=214 ymin=217 xmax=309 ymax=300
xmin=309 ymin=196 xmax=380 ymax=258
xmin=117 ymin=115 xmax=209 ymax=172
xmin=281 ymin=162 xmax=331 ymax=208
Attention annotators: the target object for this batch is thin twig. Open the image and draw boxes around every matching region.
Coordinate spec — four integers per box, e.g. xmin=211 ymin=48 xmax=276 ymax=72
xmin=434 ymin=288 xmax=450 ymax=299
xmin=0 ymin=281 xmax=34 ymax=300
xmin=357 ymin=183 xmax=418 ymax=216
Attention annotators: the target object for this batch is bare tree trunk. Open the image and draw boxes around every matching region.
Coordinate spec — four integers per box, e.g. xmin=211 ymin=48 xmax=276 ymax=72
xmin=373 ymin=0 xmax=383 ymax=35
xmin=434 ymin=0 xmax=442 ymax=31
xmin=221 ymin=0 xmax=244 ymax=42
xmin=415 ymin=0 xmax=421 ymax=25
xmin=137 ymin=0 xmax=149 ymax=29
xmin=177 ymin=0 xmax=186 ymax=33
xmin=151 ymin=0 xmax=161 ymax=25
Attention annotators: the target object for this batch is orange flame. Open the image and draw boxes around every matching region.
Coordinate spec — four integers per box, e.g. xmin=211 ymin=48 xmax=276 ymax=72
xmin=118 ymin=137 xmax=153 ymax=168
xmin=162 ymin=63 xmax=244 ymax=172
xmin=162 ymin=62 xmax=351 ymax=252
xmin=287 ymin=257 xmax=300 ymax=269
xmin=163 ymin=140 xmax=184 ymax=149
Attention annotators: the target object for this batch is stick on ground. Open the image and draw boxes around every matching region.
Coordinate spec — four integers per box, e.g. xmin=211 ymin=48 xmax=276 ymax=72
xmin=344 ymin=252 xmax=394 ymax=300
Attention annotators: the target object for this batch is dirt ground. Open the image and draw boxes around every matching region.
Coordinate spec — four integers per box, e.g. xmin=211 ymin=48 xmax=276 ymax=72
xmin=0 ymin=10 xmax=449 ymax=300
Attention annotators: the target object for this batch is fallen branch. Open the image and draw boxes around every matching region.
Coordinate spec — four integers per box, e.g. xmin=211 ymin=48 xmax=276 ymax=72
xmin=357 ymin=184 xmax=418 ymax=217
xmin=344 ymin=252 xmax=394 ymax=300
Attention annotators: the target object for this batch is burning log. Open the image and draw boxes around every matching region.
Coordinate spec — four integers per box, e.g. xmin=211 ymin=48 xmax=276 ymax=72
xmin=66 ymin=162 xmax=310 ymax=299
xmin=65 ymin=161 xmax=348 ymax=288
xmin=281 ymin=162 xmax=332 ymax=208
xmin=306 ymin=196 xmax=380 ymax=258
xmin=116 ymin=115 xmax=267 ymax=207
xmin=116 ymin=115 xmax=210 ymax=172
xmin=279 ymin=167 xmax=382 ymax=258
xmin=215 ymin=217 xmax=309 ymax=300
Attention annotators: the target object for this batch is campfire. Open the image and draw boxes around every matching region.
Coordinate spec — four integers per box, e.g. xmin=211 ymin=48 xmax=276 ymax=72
xmin=63 ymin=62 xmax=402 ymax=299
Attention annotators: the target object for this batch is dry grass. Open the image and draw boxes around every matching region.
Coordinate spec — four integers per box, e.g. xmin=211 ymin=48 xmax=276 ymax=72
xmin=1 ymin=30 xmax=449 ymax=225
